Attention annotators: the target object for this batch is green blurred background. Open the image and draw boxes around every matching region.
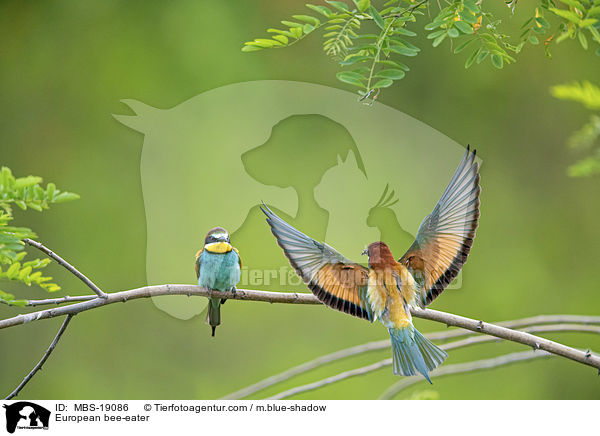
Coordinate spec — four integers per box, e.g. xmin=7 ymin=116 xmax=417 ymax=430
xmin=0 ymin=0 xmax=599 ymax=400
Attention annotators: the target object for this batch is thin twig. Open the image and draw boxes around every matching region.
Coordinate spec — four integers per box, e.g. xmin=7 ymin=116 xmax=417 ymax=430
xmin=268 ymin=359 xmax=392 ymax=400
xmin=222 ymin=322 xmax=600 ymax=399
xmin=25 ymin=295 xmax=97 ymax=306
xmin=264 ymin=325 xmax=598 ymax=400
xmin=379 ymin=350 xmax=552 ymax=400
xmin=23 ymin=238 xmax=108 ymax=299
xmin=221 ymin=341 xmax=389 ymax=400
xmin=1 ymin=285 xmax=598 ymax=371
xmin=4 ymin=314 xmax=74 ymax=400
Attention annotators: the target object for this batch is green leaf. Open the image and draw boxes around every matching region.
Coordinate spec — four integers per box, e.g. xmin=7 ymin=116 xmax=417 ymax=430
xmin=567 ymin=155 xmax=600 ymax=177
xmin=14 ymin=176 xmax=43 ymax=189
xmin=6 ymin=262 xmax=20 ymax=279
xmin=336 ymin=71 xmax=366 ymax=87
xmin=465 ymin=47 xmax=481 ymax=68
xmin=388 ymin=45 xmax=418 ymax=56
xmin=548 ymin=7 xmax=581 ymax=24
xmin=535 ymin=16 xmax=551 ymax=29
xmin=377 ymin=59 xmax=410 ymax=71
xmin=372 ymin=78 xmax=394 ymax=88
xmin=448 ymin=28 xmax=460 ymax=38
xmin=427 ymin=29 xmax=446 ymax=39
xmin=520 ymin=17 xmax=534 ymax=29
xmin=281 ymin=20 xmax=303 ymax=28
xmin=578 ymin=30 xmax=589 ymax=49
xmin=353 ymin=0 xmax=370 ymax=12
xmin=241 ymin=45 xmax=263 ymax=52
xmin=392 ymin=27 xmax=417 ymax=37
xmin=580 ymin=18 xmax=599 ymax=28
xmin=558 ymin=0 xmax=585 ymax=9
xmin=326 ymin=1 xmax=350 ymax=12
xmin=303 ymin=23 xmax=316 ymax=34
xmin=476 ymin=49 xmax=489 ymax=64
xmin=432 ymin=33 xmax=447 ymax=47
xmin=375 ymin=69 xmax=406 ymax=80
xmin=272 ymin=35 xmax=289 ymax=45
xmin=293 ymin=15 xmax=321 ymax=26
xmin=463 ymin=0 xmax=480 ymax=14
xmin=340 ymin=54 xmax=369 ymax=65
xmin=424 ymin=21 xmax=442 ymax=30
xmin=589 ymin=5 xmax=600 ymax=17
xmin=491 ymin=53 xmax=504 ymax=69
xmin=18 ymin=266 xmax=32 ymax=281
xmin=454 ymin=20 xmax=474 ymax=34
xmin=551 ymin=81 xmax=600 ymax=110
xmin=290 ymin=27 xmax=303 ymax=39
xmin=52 ymin=192 xmax=80 ymax=203
xmin=589 ymin=25 xmax=600 ymax=43
xmin=306 ymin=4 xmax=333 ymax=18
xmin=267 ymin=28 xmax=295 ymax=37
xmin=245 ymin=39 xmax=275 ymax=48
xmin=369 ymin=6 xmax=385 ymax=30
xmin=459 ymin=11 xmax=478 ymax=24
xmin=454 ymin=38 xmax=475 ymax=53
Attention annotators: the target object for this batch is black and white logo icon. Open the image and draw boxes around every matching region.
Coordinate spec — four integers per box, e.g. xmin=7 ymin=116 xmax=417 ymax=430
xmin=3 ymin=402 xmax=50 ymax=434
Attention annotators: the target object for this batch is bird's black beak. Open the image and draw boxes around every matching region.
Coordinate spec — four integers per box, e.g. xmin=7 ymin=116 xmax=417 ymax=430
xmin=361 ymin=248 xmax=368 ymax=256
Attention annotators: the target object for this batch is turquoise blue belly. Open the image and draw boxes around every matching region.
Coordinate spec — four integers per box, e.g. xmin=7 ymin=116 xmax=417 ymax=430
xmin=198 ymin=250 xmax=241 ymax=291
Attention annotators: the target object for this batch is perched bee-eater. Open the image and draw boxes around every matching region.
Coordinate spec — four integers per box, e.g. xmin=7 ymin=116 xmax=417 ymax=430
xmin=261 ymin=147 xmax=480 ymax=382
xmin=195 ymin=227 xmax=242 ymax=337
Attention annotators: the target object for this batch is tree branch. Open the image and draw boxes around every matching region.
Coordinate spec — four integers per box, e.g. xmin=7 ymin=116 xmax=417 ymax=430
xmin=412 ymin=307 xmax=600 ymax=369
xmin=222 ymin=322 xmax=600 ymax=399
xmin=4 ymin=314 xmax=74 ymax=400
xmin=379 ymin=350 xmax=553 ymax=400
xmin=1 ymin=285 xmax=599 ymax=371
xmin=23 ymin=238 xmax=108 ymax=299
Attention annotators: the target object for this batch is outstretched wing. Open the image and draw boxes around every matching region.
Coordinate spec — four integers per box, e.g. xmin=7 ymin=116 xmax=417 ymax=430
xmin=399 ymin=146 xmax=481 ymax=307
xmin=195 ymin=249 xmax=203 ymax=279
xmin=261 ymin=204 xmax=373 ymax=321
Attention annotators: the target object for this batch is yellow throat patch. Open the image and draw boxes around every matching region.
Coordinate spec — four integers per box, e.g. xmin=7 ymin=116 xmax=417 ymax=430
xmin=204 ymin=242 xmax=233 ymax=254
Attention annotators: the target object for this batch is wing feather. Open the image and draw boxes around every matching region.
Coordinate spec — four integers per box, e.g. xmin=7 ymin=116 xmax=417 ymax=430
xmin=261 ymin=204 xmax=373 ymax=321
xmin=195 ymin=249 xmax=203 ymax=279
xmin=399 ymin=146 xmax=481 ymax=307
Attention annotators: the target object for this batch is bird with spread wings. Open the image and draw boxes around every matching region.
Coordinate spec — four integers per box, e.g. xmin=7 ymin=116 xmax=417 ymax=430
xmin=261 ymin=147 xmax=481 ymax=382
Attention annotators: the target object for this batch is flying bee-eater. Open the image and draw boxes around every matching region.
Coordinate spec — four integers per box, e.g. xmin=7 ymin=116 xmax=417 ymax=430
xmin=195 ymin=227 xmax=242 ymax=337
xmin=261 ymin=147 xmax=480 ymax=382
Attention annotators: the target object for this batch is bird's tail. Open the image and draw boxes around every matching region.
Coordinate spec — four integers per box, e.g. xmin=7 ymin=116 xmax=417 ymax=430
xmin=206 ymin=297 xmax=221 ymax=337
xmin=388 ymin=325 xmax=447 ymax=383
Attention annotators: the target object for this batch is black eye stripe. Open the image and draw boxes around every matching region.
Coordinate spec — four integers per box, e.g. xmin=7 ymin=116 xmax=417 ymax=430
xmin=205 ymin=235 xmax=230 ymax=244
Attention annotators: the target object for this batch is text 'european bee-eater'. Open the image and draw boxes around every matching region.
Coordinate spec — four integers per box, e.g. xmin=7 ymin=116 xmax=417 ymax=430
xmin=196 ymin=227 xmax=242 ymax=337
xmin=261 ymin=147 xmax=481 ymax=382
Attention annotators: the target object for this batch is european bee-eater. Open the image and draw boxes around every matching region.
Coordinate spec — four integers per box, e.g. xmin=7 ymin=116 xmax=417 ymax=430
xmin=195 ymin=227 xmax=242 ymax=337
xmin=261 ymin=147 xmax=480 ymax=382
